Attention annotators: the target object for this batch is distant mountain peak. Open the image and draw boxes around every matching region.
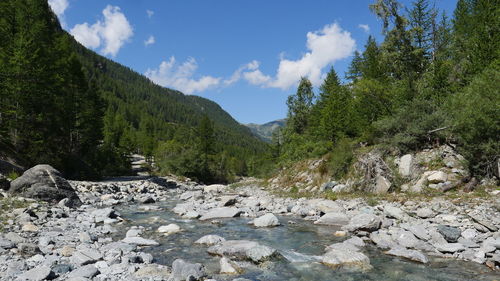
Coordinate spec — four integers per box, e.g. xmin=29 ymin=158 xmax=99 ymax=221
xmin=245 ymin=119 xmax=286 ymax=142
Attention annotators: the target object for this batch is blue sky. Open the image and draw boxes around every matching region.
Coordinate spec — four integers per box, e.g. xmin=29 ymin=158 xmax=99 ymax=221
xmin=49 ymin=0 xmax=458 ymax=124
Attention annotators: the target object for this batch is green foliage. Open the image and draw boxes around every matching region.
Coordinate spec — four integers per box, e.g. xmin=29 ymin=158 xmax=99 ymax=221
xmin=286 ymin=77 xmax=314 ymax=135
xmin=276 ymin=0 xmax=498 ymax=180
xmin=0 ymin=0 xmax=104 ymax=178
xmin=327 ymin=138 xmax=355 ymax=179
xmin=373 ymin=98 xmax=449 ymax=153
xmin=0 ymin=0 xmax=269 ymax=181
xmin=7 ymin=171 xmax=19 ymax=180
xmin=448 ymin=61 xmax=500 ymax=177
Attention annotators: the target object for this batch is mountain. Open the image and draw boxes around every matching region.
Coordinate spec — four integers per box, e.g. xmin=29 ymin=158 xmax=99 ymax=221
xmin=0 ymin=0 xmax=268 ymax=180
xmin=72 ymin=41 xmax=266 ymax=155
xmin=246 ymin=119 xmax=287 ymax=142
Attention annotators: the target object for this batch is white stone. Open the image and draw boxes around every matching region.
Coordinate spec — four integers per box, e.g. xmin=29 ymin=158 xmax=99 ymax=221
xmin=374 ymin=176 xmax=391 ymax=194
xmin=157 ymin=224 xmax=181 ymax=235
xmin=322 ymin=248 xmax=372 ymax=271
xmin=461 ymin=229 xmax=478 ymax=240
xmin=195 ymin=235 xmax=226 ymax=246
xmin=219 ymin=257 xmax=239 ymax=274
xmin=314 ymin=212 xmax=349 ymax=226
xmin=427 ymin=171 xmax=448 ymax=184
xmin=253 ymin=213 xmax=280 ymax=227
xmin=399 ymin=154 xmax=413 ymax=177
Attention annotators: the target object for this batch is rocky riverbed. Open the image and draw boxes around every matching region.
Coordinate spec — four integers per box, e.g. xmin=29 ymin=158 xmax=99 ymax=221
xmin=0 ymin=174 xmax=499 ymax=280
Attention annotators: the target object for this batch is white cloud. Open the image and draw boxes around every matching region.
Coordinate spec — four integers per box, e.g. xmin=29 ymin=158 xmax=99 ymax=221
xmin=145 ymin=22 xmax=355 ymax=94
xmin=145 ymin=57 xmax=221 ymax=95
xmin=70 ymin=23 xmax=101 ymax=48
xmin=243 ymin=69 xmax=272 ymax=86
xmin=70 ymin=5 xmax=133 ymax=57
xmin=223 ymin=60 xmax=261 ymax=86
xmin=48 ymin=0 xmax=69 ymax=27
xmin=147 ymin=10 xmax=154 ymax=18
xmin=242 ymin=22 xmax=356 ymax=89
xmin=359 ymin=24 xmax=370 ymax=33
xmin=144 ymin=35 xmax=155 ymax=46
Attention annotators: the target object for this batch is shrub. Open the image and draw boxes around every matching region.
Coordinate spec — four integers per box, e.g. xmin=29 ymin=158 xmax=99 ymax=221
xmin=328 ymin=138 xmax=355 ymax=179
xmin=373 ymin=98 xmax=450 ymax=153
xmin=448 ymin=61 xmax=500 ymax=177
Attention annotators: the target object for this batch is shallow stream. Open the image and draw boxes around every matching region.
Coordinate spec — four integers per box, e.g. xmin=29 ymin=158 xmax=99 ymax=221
xmin=115 ymin=200 xmax=498 ymax=281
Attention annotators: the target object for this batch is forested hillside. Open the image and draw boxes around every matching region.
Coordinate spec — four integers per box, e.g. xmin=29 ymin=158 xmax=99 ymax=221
xmin=274 ymin=0 xmax=499 ymax=180
xmin=0 ymin=0 xmax=268 ymax=182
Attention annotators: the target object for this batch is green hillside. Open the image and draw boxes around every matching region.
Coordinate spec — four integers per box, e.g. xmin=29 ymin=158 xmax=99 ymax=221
xmin=0 ymin=0 xmax=269 ymax=182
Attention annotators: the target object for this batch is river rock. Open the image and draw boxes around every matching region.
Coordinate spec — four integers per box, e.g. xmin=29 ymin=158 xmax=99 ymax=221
xmin=322 ymin=248 xmax=372 ymax=271
xmin=314 ymin=212 xmax=349 ymax=226
xmin=470 ymin=214 xmax=498 ymax=232
xmin=220 ymin=257 xmax=240 ymax=274
xmin=0 ymin=238 xmax=15 ymax=249
xmin=199 ymin=207 xmax=242 ymax=220
xmin=17 ymin=266 xmax=53 ymax=281
xmin=126 ymin=227 xmax=143 ymax=238
xmin=18 ymin=243 xmax=41 ymax=256
xmin=195 ymin=235 xmax=226 ymax=246
xmin=71 ymin=247 xmax=103 ymax=265
xmin=122 ymin=237 xmax=159 ymax=246
xmin=91 ymin=207 xmax=119 ymax=223
xmin=253 ymin=213 xmax=280 ymax=227
xmin=313 ymin=200 xmax=344 ymax=213
xmin=393 ymin=230 xmax=421 ymax=248
xmin=67 ymin=264 xmax=99 ymax=279
xmin=435 ymin=243 xmax=466 ymax=253
xmin=21 ymin=223 xmax=39 ymax=232
xmin=158 ymin=224 xmax=181 ymax=235
xmin=52 ymin=264 xmax=73 ymax=275
xmin=407 ymin=224 xmax=430 ymax=241
xmin=385 ymin=247 xmax=428 ymax=263
xmin=437 ymin=225 xmax=461 ymax=243
xmin=182 ymin=210 xmax=200 ymax=219
xmin=461 ymin=229 xmax=478 ymax=240
xmin=135 ymin=265 xmax=171 ymax=279
xmin=384 ymin=206 xmax=407 ymax=220
xmin=9 ymin=165 xmax=82 ymax=207
xmin=207 ymin=240 xmax=277 ymax=263
xmin=343 ymin=213 xmax=381 ymax=232
xmin=168 ymin=259 xmax=206 ymax=281
xmin=370 ymin=231 xmax=396 ymax=249
xmin=416 ymin=208 xmax=435 ymax=218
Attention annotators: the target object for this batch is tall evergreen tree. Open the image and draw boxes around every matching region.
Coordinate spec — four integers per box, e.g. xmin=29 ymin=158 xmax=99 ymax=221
xmin=286 ymin=77 xmax=314 ymax=135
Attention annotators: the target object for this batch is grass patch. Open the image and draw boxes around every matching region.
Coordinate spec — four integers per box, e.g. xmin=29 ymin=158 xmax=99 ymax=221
xmin=7 ymin=171 xmax=19 ymax=180
xmin=0 ymin=197 xmax=32 ymax=232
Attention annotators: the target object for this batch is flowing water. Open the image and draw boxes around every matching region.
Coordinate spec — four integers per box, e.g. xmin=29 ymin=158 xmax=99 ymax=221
xmin=115 ymin=200 xmax=498 ymax=281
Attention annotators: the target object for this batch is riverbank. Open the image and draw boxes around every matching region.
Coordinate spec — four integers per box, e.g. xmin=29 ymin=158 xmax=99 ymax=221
xmin=0 ymin=176 xmax=498 ymax=280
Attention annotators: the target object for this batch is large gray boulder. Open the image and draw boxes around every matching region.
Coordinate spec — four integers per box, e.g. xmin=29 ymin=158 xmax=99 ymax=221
xmin=9 ymin=165 xmax=81 ymax=207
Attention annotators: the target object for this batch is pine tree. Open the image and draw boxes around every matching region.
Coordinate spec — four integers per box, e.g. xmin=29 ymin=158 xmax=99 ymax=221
xmin=286 ymin=77 xmax=314 ymax=135
xmin=318 ymin=68 xmax=355 ymax=142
